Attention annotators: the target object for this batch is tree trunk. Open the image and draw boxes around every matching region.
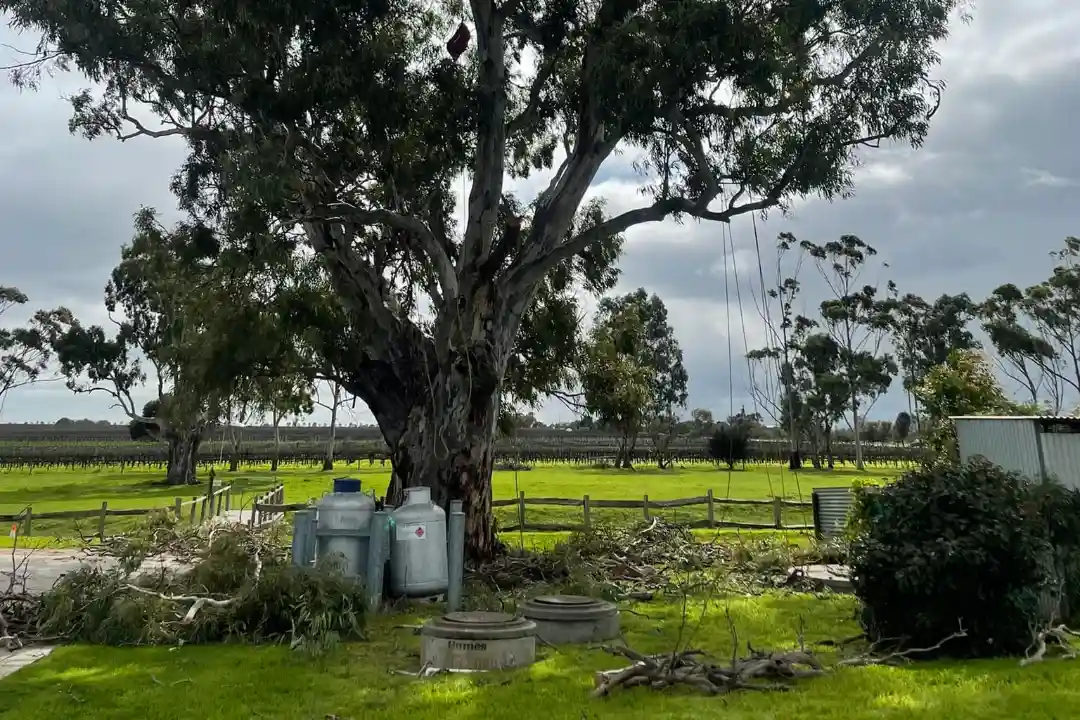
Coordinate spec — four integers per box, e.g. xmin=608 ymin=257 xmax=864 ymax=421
xmin=271 ymin=415 xmax=281 ymax=472
xmin=852 ymin=393 xmax=864 ymax=470
xmin=825 ymin=426 xmax=835 ymax=470
xmin=383 ymin=359 xmax=502 ymax=561
xmin=165 ymin=431 xmax=200 ymax=485
xmin=621 ymin=432 xmax=638 ymax=469
xmin=811 ymin=424 xmax=823 ymax=470
xmin=228 ymin=426 xmax=241 ymax=472
xmin=322 ymin=400 xmax=338 ymax=471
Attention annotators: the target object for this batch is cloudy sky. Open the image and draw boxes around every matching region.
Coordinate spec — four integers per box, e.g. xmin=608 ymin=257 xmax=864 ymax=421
xmin=1 ymin=2 xmax=1078 ymax=427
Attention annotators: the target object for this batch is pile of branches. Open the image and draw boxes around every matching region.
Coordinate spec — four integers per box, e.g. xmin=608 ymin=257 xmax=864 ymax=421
xmin=592 ymin=643 xmax=824 ymax=697
xmin=1 ymin=550 xmax=39 ymax=651
xmin=471 ymin=519 xmax=818 ymax=600
xmin=8 ymin=512 xmax=368 ymax=654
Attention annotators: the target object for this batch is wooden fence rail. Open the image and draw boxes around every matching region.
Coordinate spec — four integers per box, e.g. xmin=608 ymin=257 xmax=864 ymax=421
xmin=252 ymin=490 xmax=815 ymax=534
xmin=492 ymin=490 xmax=814 ymax=533
xmin=2 ymin=482 xmax=235 ymax=540
xmin=248 ymin=484 xmax=286 ymax=527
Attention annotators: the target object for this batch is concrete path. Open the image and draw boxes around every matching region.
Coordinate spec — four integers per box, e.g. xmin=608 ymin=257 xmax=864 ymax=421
xmin=796 ymin=564 xmax=852 ymax=593
xmin=0 ymin=647 xmax=55 ymax=680
xmin=219 ymin=508 xmax=284 ymax=526
xmin=2 ymin=549 xmax=190 ymax=596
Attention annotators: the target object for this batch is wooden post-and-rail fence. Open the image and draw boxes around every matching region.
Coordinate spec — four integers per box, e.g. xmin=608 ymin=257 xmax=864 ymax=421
xmin=2 ymin=481 xmax=235 ymax=540
xmin=493 ymin=490 xmax=815 ymax=533
xmin=249 ymin=490 xmax=817 ymax=534
xmin=247 ymin=484 xmax=286 ymax=527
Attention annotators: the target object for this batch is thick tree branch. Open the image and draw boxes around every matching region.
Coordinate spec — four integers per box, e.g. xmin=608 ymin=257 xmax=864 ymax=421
xmin=460 ymin=0 xmax=509 ymax=276
xmin=303 ymin=221 xmax=403 ymax=344
xmin=316 ymin=202 xmax=458 ymax=301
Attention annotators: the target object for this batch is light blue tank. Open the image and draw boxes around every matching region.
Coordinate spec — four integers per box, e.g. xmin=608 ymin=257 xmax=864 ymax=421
xmin=315 ymin=477 xmax=376 ymax=580
xmin=390 ymin=486 xmax=449 ymax=597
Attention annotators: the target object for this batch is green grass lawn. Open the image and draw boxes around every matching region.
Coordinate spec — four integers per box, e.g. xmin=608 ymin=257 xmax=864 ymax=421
xmin=0 ymin=461 xmax=901 ymax=547
xmin=3 ymin=592 xmax=1075 ymax=720
xmin=4 ymin=460 xmax=1071 ymax=719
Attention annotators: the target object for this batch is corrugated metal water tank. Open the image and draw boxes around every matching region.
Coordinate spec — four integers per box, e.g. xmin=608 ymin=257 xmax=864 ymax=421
xmin=389 ymin=487 xmax=449 ymax=597
xmin=812 ymin=487 xmax=854 ymax=540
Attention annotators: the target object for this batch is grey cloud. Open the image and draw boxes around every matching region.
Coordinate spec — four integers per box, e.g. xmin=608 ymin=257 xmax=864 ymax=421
xmin=599 ymin=36 xmax=1080 ymax=422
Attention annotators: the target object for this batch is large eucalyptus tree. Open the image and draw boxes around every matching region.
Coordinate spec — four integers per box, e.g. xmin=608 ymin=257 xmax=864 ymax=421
xmin=4 ymin=0 xmax=963 ymax=555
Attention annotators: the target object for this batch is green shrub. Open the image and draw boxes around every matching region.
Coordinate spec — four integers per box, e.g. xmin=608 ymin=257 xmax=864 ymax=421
xmin=849 ymin=459 xmax=1068 ymax=657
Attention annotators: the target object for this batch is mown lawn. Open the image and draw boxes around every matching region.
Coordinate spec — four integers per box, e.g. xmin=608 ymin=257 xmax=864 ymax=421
xmin=2 ymin=592 xmax=1075 ymax=720
xmin=0 ymin=461 xmax=902 ymax=546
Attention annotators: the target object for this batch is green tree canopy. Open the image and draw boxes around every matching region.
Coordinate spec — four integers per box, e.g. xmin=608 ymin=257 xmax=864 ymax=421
xmin=4 ymin=0 xmax=964 ymax=554
xmin=580 ymin=290 xmax=687 ymax=468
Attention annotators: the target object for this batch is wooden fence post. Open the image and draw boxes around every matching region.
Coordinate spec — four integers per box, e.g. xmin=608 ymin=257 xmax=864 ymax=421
xmin=24 ymin=506 xmax=32 ymax=537
xmin=643 ymin=494 xmax=650 ymax=521
xmin=583 ymin=495 xmax=591 ymax=528
xmin=772 ymin=497 xmax=783 ymax=529
xmin=174 ymin=497 xmax=182 ymax=518
xmin=189 ymin=497 xmax=197 ymax=524
xmin=224 ymin=487 xmax=231 ymax=512
xmin=202 ymin=477 xmax=215 ymax=522
xmin=706 ymin=489 xmax=715 ymax=527
xmin=98 ymin=501 xmax=108 ymax=539
xmin=517 ymin=491 xmax=526 ymax=529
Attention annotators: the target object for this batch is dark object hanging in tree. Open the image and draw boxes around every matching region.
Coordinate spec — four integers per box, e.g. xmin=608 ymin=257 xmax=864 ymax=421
xmin=447 ymin=22 xmax=471 ymax=61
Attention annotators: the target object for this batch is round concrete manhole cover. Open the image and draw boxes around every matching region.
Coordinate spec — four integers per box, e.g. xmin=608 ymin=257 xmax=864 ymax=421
xmin=533 ymin=595 xmax=596 ymax=606
xmin=443 ymin=611 xmax=516 ymax=625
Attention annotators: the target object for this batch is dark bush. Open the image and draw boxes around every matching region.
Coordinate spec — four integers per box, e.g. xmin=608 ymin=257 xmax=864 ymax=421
xmin=707 ymin=424 xmax=750 ymax=469
xmin=849 ymin=459 xmax=1076 ymax=658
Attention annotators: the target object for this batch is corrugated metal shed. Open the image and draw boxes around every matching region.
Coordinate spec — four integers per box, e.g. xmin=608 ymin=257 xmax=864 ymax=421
xmin=951 ymin=415 xmax=1080 ymax=490
xmin=952 ymin=416 xmax=1043 ymax=479
xmin=812 ymin=487 xmax=854 ymax=540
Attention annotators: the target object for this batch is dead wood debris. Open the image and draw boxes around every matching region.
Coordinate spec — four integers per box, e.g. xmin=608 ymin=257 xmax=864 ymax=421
xmin=835 ymin=623 xmax=968 ymax=667
xmin=591 ymin=643 xmax=825 ymax=697
xmin=470 ymin=519 xmax=816 ymax=600
xmin=1 ymin=533 xmax=43 ymax=651
xmin=1021 ymin=625 xmax=1080 ymax=666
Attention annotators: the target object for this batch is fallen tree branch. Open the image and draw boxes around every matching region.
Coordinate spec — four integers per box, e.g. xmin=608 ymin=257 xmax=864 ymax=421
xmin=837 ymin=623 xmax=968 ymax=667
xmin=1021 ymin=625 xmax=1080 ymax=666
xmin=123 ymin=584 xmax=237 ymax=623
xmin=591 ymin=642 xmax=825 ymax=697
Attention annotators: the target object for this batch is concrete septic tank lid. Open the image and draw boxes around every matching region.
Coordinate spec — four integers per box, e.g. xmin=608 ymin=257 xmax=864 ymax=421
xmin=521 ymin=594 xmax=618 ymax=622
xmin=422 ymin=611 xmax=537 ymax=640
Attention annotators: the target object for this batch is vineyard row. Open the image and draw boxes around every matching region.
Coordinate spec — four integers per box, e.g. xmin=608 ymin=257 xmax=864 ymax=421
xmin=0 ymin=438 xmax=919 ymax=471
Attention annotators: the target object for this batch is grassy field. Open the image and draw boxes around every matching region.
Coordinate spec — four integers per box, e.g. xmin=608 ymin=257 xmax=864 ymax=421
xmin=0 ymin=461 xmax=900 ymax=546
xmin=4 ymin=460 xmax=1076 ymax=719
xmin=3 ymin=593 xmax=1076 ymax=720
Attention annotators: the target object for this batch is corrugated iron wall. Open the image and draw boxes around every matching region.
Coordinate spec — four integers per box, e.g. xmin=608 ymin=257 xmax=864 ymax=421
xmin=954 ymin=417 xmax=1042 ymax=479
xmin=1035 ymin=432 xmax=1080 ymax=490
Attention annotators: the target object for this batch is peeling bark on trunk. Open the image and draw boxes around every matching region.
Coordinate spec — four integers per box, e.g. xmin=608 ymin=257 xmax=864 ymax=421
xmin=382 ymin=353 xmax=503 ymax=561
xmin=166 ymin=431 xmax=200 ymax=486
